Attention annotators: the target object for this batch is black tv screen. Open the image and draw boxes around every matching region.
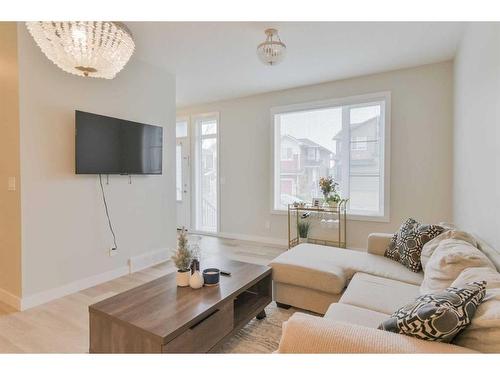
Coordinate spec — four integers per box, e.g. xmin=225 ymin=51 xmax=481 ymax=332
xmin=75 ymin=111 xmax=163 ymax=175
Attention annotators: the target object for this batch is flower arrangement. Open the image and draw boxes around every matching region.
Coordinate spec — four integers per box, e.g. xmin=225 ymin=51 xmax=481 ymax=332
xmin=319 ymin=176 xmax=341 ymax=204
xmin=171 ymin=227 xmax=193 ymax=271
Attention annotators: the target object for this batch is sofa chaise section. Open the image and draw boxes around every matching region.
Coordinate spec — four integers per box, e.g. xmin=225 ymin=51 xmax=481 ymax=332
xmin=270 ymin=235 xmax=424 ymax=314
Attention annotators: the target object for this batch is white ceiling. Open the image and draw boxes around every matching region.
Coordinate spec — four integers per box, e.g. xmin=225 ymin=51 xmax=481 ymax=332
xmin=126 ymin=22 xmax=466 ymax=107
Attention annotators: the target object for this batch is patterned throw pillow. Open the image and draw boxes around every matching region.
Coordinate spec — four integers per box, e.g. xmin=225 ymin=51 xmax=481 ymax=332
xmin=378 ymin=281 xmax=486 ymax=342
xmin=385 ymin=218 xmax=445 ymax=272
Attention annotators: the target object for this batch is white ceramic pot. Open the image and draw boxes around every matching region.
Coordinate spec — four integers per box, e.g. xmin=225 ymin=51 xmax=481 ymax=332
xmin=176 ymin=269 xmax=191 ymax=287
xmin=189 ymin=270 xmax=204 ymax=289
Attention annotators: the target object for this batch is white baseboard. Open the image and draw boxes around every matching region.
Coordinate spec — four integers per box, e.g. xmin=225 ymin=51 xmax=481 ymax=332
xmin=129 ymin=248 xmax=170 ymax=273
xmin=199 ymin=230 xmax=358 ymax=250
xmin=215 ymin=232 xmax=288 ymax=247
xmin=19 ymin=248 xmax=173 ymax=311
xmin=0 ymin=287 xmax=22 ymax=310
xmin=20 ymin=266 xmax=129 ymax=311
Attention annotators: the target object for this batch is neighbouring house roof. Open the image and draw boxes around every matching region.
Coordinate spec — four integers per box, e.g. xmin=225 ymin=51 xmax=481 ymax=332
xmin=281 ymin=134 xmax=333 ymax=154
xmin=332 ymin=116 xmax=378 ymax=140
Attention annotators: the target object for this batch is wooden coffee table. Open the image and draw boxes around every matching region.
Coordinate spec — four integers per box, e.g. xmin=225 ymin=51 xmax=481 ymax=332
xmin=89 ymin=257 xmax=272 ymax=353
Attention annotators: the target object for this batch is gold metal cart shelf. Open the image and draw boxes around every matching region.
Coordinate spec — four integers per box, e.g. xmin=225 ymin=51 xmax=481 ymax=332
xmin=287 ymin=199 xmax=348 ymax=249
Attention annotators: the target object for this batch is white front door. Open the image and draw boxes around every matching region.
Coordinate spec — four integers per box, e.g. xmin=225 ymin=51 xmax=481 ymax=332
xmin=192 ymin=113 xmax=219 ymax=233
xmin=176 ymin=137 xmax=190 ymax=229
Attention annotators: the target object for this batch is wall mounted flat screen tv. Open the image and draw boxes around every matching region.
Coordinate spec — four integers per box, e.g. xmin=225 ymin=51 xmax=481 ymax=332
xmin=75 ymin=111 xmax=163 ymax=175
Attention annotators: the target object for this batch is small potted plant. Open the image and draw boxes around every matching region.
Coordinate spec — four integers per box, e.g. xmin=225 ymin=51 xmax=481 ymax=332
xmin=297 ymin=220 xmax=311 ymax=243
xmin=171 ymin=227 xmax=193 ymax=287
xmin=319 ymin=176 xmax=341 ymax=209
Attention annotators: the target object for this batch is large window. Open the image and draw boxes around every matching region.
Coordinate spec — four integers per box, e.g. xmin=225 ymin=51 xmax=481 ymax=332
xmin=272 ymin=92 xmax=390 ymax=220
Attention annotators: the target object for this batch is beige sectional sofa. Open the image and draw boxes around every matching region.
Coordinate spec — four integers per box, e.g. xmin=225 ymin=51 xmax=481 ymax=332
xmin=271 ymin=231 xmax=500 ymax=353
xmin=271 ymin=233 xmax=423 ymax=314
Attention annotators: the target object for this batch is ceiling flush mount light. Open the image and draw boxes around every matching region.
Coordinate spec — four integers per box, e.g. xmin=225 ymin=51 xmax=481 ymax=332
xmin=257 ymin=28 xmax=286 ymax=66
xmin=26 ymin=21 xmax=135 ymax=79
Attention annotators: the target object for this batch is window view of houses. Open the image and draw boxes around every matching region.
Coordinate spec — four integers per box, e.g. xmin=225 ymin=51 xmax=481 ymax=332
xmin=277 ymin=104 xmax=383 ymax=215
xmin=279 ymin=134 xmax=333 ymax=206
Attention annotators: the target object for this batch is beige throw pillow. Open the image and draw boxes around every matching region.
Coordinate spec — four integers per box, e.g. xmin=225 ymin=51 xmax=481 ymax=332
xmin=420 ymin=230 xmax=478 ymax=271
xmin=451 ymin=267 xmax=500 ymax=353
xmin=420 ymin=239 xmax=495 ymax=295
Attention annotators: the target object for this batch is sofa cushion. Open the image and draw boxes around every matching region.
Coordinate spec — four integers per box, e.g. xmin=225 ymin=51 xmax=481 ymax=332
xmin=324 ymin=303 xmax=389 ymax=328
xmin=339 ymin=273 xmax=421 ymax=315
xmin=379 ymin=281 xmax=487 ymax=343
xmin=421 ymin=230 xmax=478 ymax=271
xmin=420 ymin=239 xmax=495 ymax=294
xmin=385 ymin=218 xmax=445 ymax=272
xmin=451 ymin=267 xmax=500 ymax=353
xmin=270 ymin=244 xmax=424 ymax=295
xmin=278 ymin=312 xmax=476 ymax=353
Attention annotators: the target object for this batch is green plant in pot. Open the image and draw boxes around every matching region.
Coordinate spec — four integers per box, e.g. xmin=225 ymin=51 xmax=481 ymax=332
xmin=297 ymin=220 xmax=311 ymax=243
xmin=319 ymin=176 xmax=341 ymax=208
xmin=171 ymin=227 xmax=193 ymax=287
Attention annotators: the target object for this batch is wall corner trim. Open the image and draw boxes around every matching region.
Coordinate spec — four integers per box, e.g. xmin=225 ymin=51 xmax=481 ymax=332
xmin=128 ymin=248 xmax=171 ymax=273
xmin=0 ymin=288 xmax=22 ymax=311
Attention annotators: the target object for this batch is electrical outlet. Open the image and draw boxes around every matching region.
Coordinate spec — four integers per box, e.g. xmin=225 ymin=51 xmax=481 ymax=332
xmin=109 ymin=247 xmax=118 ymax=257
xmin=7 ymin=177 xmax=16 ymax=191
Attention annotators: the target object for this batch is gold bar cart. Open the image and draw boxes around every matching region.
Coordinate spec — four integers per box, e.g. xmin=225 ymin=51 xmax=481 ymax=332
xmin=287 ymin=199 xmax=349 ymax=249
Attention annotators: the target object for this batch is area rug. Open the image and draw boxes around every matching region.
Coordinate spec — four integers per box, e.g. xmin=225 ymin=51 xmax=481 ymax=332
xmin=216 ymin=303 xmax=304 ymax=354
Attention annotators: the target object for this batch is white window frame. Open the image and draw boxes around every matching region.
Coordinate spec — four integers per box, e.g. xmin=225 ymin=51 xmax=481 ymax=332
xmin=270 ymin=91 xmax=391 ymax=222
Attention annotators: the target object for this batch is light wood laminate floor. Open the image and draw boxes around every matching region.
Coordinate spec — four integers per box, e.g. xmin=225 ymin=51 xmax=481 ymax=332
xmin=0 ymin=235 xmax=285 ymax=353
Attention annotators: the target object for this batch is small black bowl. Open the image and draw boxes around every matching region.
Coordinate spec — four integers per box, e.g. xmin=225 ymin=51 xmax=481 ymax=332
xmin=203 ymin=268 xmax=220 ymax=286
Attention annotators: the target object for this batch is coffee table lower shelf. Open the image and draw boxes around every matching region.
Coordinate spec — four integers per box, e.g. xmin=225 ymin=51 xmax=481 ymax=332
xmin=208 ymin=292 xmax=271 ymax=353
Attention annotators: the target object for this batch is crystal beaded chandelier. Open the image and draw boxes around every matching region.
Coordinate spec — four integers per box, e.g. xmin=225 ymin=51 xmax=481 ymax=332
xmin=256 ymin=28 xmax=286 ymax=66
xmin=26 ymin=21 xmax=135 ymax=79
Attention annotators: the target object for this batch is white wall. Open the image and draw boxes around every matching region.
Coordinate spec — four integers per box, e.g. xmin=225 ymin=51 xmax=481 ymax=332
xmin=17 ymin=25 xmax=177 ymax=302
xmin=453 ymin=23 xmax=500 ymax=252
xmin=179 ymin=61 xmax=454 ymax=249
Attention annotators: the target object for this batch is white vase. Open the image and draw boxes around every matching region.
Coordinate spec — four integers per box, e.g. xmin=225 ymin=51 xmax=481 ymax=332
xmin=189 ymin=270 xmax=204 ymax=289
xmin=176 ymin=270 xmax=191 ymax=287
